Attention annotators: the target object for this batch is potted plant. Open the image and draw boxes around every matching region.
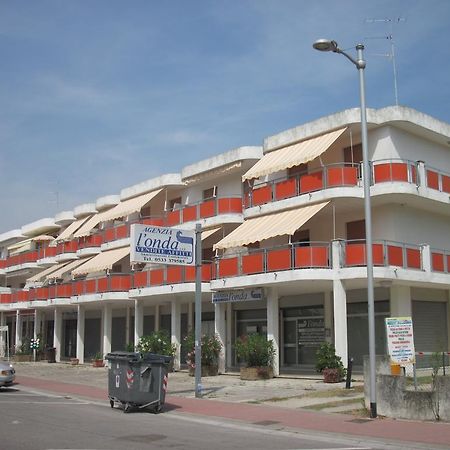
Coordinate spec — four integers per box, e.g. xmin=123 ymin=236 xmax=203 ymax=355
xmin=315 ymin=342 xmax=346 ymax=383
xmin=13 ymin=338 xmax=33 ymax=362
xmin=234 ymin=333 xmax=275 ymax=380
xmin=184 ymin=332 xmax=222 ymax=376
xmin=92 ymin=352 xmax=105 ymax=367
xmin=136 ymin=330 xmax=176 ymax=357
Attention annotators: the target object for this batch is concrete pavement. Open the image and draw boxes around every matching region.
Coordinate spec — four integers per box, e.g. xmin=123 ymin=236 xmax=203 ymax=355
xmin=8 ymin=361 xmax=450 ymax=449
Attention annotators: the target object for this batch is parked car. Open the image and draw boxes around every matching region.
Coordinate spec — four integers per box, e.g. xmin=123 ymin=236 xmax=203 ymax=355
xmin=0 ymin=361 xmax=15 ymax=388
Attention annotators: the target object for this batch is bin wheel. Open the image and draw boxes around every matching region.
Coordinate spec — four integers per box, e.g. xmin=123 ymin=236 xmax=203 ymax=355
xmin=110 ymin=400 xmax=114 ymax=409
xmin=123 ymin=403 xmax=132 ymax=414
xmin=153 ymin=404 xmax=162 ymax=414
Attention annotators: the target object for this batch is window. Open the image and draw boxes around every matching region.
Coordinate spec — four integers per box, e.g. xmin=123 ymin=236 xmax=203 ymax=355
xmin=169 ymin=197 xmax=182 ymax=211
xmin=203 ymin=186 xmax=217 ymax=200
xmin=344 ymin=143 xmax=362 ymax=165
xmin=346 ymin=220 xmax=365 ymax=240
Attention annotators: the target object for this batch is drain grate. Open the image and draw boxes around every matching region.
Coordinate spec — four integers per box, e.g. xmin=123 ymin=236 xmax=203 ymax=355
xmin=253 ymin=420 xmax=280 ymax=426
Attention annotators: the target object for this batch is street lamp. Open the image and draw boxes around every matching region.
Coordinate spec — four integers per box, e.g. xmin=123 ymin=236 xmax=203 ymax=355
xmin=313 ymin=39 xmax=377 ymax=419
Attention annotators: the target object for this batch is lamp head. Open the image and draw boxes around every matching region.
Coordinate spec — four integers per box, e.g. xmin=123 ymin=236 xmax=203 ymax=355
xmin=312 ymin=39 xmax=339 ymax=52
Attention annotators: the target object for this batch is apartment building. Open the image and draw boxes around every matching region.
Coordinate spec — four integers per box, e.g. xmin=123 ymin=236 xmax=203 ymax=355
xmin=1 ymin=106 xmax=449 ymax=375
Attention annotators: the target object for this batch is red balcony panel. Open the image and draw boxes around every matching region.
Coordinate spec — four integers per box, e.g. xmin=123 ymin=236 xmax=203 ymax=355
xmin=103 ymin=228 xmax=116 ymax=243
xmin=80 ymin=234 xmax=103 ymax=249
xmin=182 ymin=205 xmax=197 ymax=223
xmin=150 ymin=269 xmax=164 ymax=286
xmin=427 ymin=170 xmax=439 ymax=190
xmin=327 ymin=167 xmax=358 ymax=187
xmin=410 ymin=165 xmax=417 ymax=184
xmin=167 ymin=210 xmax=181 ymax=226
xmin=38 ymin=246 xmax=57 ymax=259
xmin=57 ymin=241 xmax=78 ymax=254
xmin=85 ymin=279 xmax=97 ymax=294
xmin=447 ymin=255 xmax=450 ymax=273
xmin=242 ymin=253 xmax=264 ymax=275
xmin=252 ymin=185 xmax=272 ymax=206
xmin=345 ymin=243 xmax=365 ymax=266
xmin=72 ymin=281 xmax=83 ymax=296
xmin=116 ymin=224 xmax=129 ymax=240
xmin=274 ymin=178 xmax=297 ymax=201
xmin=185 ymin=266 xmax=196 ymax=281
xmin=218 ymin=198 xmax=242 ymax=214
xmin=200 ymin=200 xmax=215 ymax=218
xmin=372 ymin=244 xmax=384 ymax=266
xmin=218 ymin=257 xmax=238 ymax=278
xmin=141 ymin=217 xmax=165 ymax=227
xmin=97 ymin=277 xmax=108 ymax=292
xmin=243 ymin=193 xmax=251 ymax=209
xmin=133 ymin=271 xmax=148 ymax=288
xmin=0 ymin=259 xmax=6 ymax=269
xmin=442 ymin=175 xmax=450 ymax=194
xmin=110 ymin=275 xmax=131 ymax=291
xmin=406 ymin=248 xmax=421 ymax=269
xmin=202 ymin=264 xmax=212 ymax=281
xmin=431 ymin=253 xmax=444 ymax=272
xmin=167 ymin=266 xmax=183 ymax=284
xmin=299 ymin=172 xmax=323 ymax=193
xmin=374 ymin=163 xmax=408 ymax=183
xmin=35 ymin=287 xmax=48 ymax=301
xmin=267 ymin=248 xmax=292 ymax=271
xmin=16 ymin=290 xmax=29 ymax=302
xmin=0 ymin=293 xmax=11 ymax=303
xmin=387 ymin=245 xmax=403 ymax=267
xmin=56 ymin=284 xmax=72 ymax=298
xmin=295 ymin=246 xmax=328 ymax=267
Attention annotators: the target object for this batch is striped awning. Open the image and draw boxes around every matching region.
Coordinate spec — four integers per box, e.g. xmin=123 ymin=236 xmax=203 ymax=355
xmin=46 ymin=258 xmax=92 ymax=280
xmin=72 ymin=247 xmax=130 ymax=276
xmin=73 ymin=213 xmax=104 ymax=238
xmin=201 ymin=227 xmax=222 ymax=241
xmin=100 ymin=189 xmax=162 ymax=223
xmin=242 ymin=128 xmax=347 ymax=181
xmin=54 ymin=216 xmax=91 ymax=242
xmin=27 ymin=263 xmax=65 ymax=282
xmin=213 ymin=202 xmax=329 ymax=250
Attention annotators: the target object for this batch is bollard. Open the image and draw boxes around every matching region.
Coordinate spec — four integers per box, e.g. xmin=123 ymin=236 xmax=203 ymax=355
xmin=345 ymin=357 xmax=353 ymax=389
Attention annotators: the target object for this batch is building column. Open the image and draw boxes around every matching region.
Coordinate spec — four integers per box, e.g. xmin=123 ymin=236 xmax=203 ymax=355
xmin=102 ymin=303 xmax=112 ymax=358
xmin=154 ymin=304 xmax=160 ymax=332
xmin=15 ymin=311 xmax=22 ymax=353
xmin=390 ymin=285 xmax=412 ymax=317
xmin=171 ymin=298 xmax=181 ymax=371
xmin=76 ymin=305 xmax=85 ymax=364
xmin=0 ymin=312 xmax=5 ymax=357
xmin=421 ymin=244 xmax=431 ymax=273
xmin=214 ymin=301 xmax=226 ymax=373
xmin=134 ymin=299 xmax=143 ymax=347
xmin=226 ymin=302 xmax=233 ymax=368
xmin=266 ymin=287 xmax=280 ymax=377
xmin=54 ymin=308 xmax=62 ymax=362
xmin=333 ymin=279 xmax=348 ymax=366
xmin=416 ymin=160 xmax=426 ymax=195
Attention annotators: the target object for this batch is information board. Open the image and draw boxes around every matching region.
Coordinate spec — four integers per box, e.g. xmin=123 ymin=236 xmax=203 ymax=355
xmin=385 ymin=317 xmax=416 ymax=364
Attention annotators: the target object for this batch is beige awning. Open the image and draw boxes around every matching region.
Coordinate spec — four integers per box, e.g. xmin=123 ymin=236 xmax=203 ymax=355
xmin=72 ymin=247 xmax=130 ymax=276
xmin=201 ymin=227 xmax=222 ymax=241
xmin=27 ymin=263 xmax=65 ymax=282
xmin=46 ymin=258 xmax=92 ymax=280
xmin=213 ymin=202 xmax=329 ymax=250
xmin=184 ymin=162 xmax=242 ymax=185
xmin=73 ymin=213 xmax=104 ymax=238
xmin=55 ymin=217 xmax=90 ymax=242
xmin=100 ymin=189 xmax=162 ymax=223
xmin=242 ymin=128 xmax=347 ymax=181
xmin=8 ymin=239 xmax=33 ymax=255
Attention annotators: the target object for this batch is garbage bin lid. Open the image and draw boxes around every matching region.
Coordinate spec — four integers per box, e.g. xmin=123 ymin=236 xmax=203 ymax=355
xmin=105 ymin=351 xmax=140 ymax=362
xmin=141 ymin=352 xmax=172 ymax=364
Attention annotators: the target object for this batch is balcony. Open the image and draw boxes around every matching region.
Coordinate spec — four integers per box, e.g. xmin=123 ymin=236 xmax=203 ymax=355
xmin=430 ymin=249 xmax=450 ymax=273
xmin=73 ymin=274 xmax=131 ymax=295
xmin=6 ymin=251 xmax=38 ymax=269
xmin=102 ymin=216 xmax=165 ymax=244
xmin=426 ymin=166 xmax=450 ymax=194
xmin=133 ymin=263 xmax=213 ymax=288
xmin=37 ymin=246 xmax=57 ymax=260
xmin=166 ymin=197 xmax=242 ymax=227
xmin=55 ymin=240 xmax=79 ymax=262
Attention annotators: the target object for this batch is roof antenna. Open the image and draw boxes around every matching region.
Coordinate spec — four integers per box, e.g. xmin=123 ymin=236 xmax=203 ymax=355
xmin=364 ymin=17 xmax=406 ymax=106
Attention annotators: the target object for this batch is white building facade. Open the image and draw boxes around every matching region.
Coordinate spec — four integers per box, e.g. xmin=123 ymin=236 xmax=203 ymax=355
xmin=1 ymin=106 xmax=449 ymax=374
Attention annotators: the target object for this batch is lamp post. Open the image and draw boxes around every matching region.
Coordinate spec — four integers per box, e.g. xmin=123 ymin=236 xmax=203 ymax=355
xmin=313 ymin=39 xmax=377 ymax=418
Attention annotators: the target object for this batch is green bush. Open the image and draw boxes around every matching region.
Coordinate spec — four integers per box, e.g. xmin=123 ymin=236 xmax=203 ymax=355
xmin=234 ymin=334 xmax=275 ymax=368
xmin=136 ymin=331 xmax=176 ymax=357
xmin=315 ymin=342 xmax=346 ymax=378
xmin=184 ymin=332 xmax=222 ymax=368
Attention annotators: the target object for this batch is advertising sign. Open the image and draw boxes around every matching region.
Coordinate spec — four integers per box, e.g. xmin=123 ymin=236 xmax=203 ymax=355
xmin=212 ymin=288 xmax=263 ymax=303
xmin=385 ymin=317 xmax=416 ymax=364
xmin=130 ymin=224 xmax=196 ymax=266
xmin=297 ymin=318 xmax=325 ymax=347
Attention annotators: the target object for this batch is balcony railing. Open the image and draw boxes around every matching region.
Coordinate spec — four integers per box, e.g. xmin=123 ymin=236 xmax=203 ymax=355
xmin=214 ymin=242 xmax=331 ymax=279
xmin=78 ymin=234 xmax=103 ymax=250
xmin=344 ymin=239 xmax=422 ymax=270
xmin=73 ymin=274 xmax=131 ymax=295
xmin=0 ymin=259 xmax=6 ymax=269
xmin=101 ymin=216 xmax=165 ymax=244
xmin=6 ymin=251 xmax=38 ymax=268
xmin=426 ymin=166 xmax=450 ymax=194
xmin=431 ymin=249 xmax=450 ymax=273
xmin=37 ymin=246 xmax=57 ymax=260
xmin=56 ymin=240 xmax=78 ymax=255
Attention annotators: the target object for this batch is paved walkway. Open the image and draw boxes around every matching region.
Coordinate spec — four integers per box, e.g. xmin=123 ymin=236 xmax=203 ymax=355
xmin=9 ymin=362 xmax=450 ymax=449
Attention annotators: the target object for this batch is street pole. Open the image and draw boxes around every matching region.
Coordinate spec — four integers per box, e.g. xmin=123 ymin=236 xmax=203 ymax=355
xmin=194 ymin=223 xmax=203 ymax=398
xmin=313 ymin=39 xmax=377 ymax=418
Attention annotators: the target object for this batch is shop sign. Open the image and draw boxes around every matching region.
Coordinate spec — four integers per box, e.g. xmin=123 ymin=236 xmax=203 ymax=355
xmin=385 ymin=317 xmax=416 ymax=364
xmin=212 ymin=288 xmax=263 ymax=303
xmin=130 ymin=224 xmax=195 ymax=266
xmin=298 ymin=318 xmax=325 ymax=347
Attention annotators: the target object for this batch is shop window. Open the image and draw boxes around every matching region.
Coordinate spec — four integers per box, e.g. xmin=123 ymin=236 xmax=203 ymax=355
xmin=344 ymin=143 xmax=363 ymax=164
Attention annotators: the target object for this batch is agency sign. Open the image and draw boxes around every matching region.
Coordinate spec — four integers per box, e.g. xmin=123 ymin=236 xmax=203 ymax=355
xmin=130 ymin=224 xmax=196 ymax=266
xmin=385 ymin=317 xmax=416 ymax=364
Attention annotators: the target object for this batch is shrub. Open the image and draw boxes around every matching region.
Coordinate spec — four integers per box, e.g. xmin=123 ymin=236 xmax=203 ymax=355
xmin=136 ymin=330 xmax=176 ymax=357
xmin=234 ymin=334 xmax=275 ymax=368
xmin=184 ymin=332 xmax=222 ymax=368
xmin=315 ymin=342 xmax=346 ymax=378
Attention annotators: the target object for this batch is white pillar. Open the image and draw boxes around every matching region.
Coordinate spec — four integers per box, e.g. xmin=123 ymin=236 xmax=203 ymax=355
xmin=390 ymin=285 xmax=412 ymax=317
xmin=76 ymin=305 xmax=85 ymax=364
xmin=333 ymin=279 xmax=348 ymax=366
xmin=102 ymin=303 xmax=112 ymax=357
xmin=34 ymin=310 xmax=42 ymax=341
xmin=324 ymin=291 xmax=333 ymax=343
xmin=154 ymin=304 xmax=160 ymax=332
xmin=54 ymin=308 xmax=62 ymax=362
xmin=226 ymin=302 xmax=233 ymax=368
xmin=134 ymin=299 xmax=143 ymax=346
xmin=125 ymin=306 xmax=131 ymax=348
xmin=214 ymin=301 xmax=226 ymax=373
xmin=421 ymin=244 xmax=431 ymax=273
xmin=266 ymin=287 xmax=280 ymax=377
xmin=416 ymin=160 xmax=426 ymax=194
xmin=0 ymin=312 xmax=5 ymax=357
xmin=15 ymin=311 xmax=22 ymax=352
xmin=171 ymin=298 xmax=181 ymax=371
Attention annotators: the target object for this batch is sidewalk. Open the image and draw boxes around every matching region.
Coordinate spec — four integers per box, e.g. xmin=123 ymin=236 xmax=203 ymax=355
xmin=11 ymin=362 xmax=450 ymax=449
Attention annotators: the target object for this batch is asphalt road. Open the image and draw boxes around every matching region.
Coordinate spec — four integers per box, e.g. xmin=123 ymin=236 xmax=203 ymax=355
xmin=0 ymin=386 xmax=423 ymax=450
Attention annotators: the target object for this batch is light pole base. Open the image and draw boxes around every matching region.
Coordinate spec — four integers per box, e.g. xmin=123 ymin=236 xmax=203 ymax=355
xmin=370 ymin=402 xmax=377 ymax=418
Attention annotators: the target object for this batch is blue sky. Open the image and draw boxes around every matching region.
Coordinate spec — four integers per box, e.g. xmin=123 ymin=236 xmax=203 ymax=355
xmin=1 ymin=0 xmax=449 ymax=233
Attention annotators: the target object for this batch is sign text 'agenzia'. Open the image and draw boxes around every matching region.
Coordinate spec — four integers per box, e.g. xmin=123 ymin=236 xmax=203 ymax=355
xmin=130 ymin=224 xmax=196 ymax=266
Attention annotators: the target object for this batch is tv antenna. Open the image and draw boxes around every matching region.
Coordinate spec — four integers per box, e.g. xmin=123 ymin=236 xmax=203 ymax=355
xmin=365 ymin=17 xmax=405 ymax=106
